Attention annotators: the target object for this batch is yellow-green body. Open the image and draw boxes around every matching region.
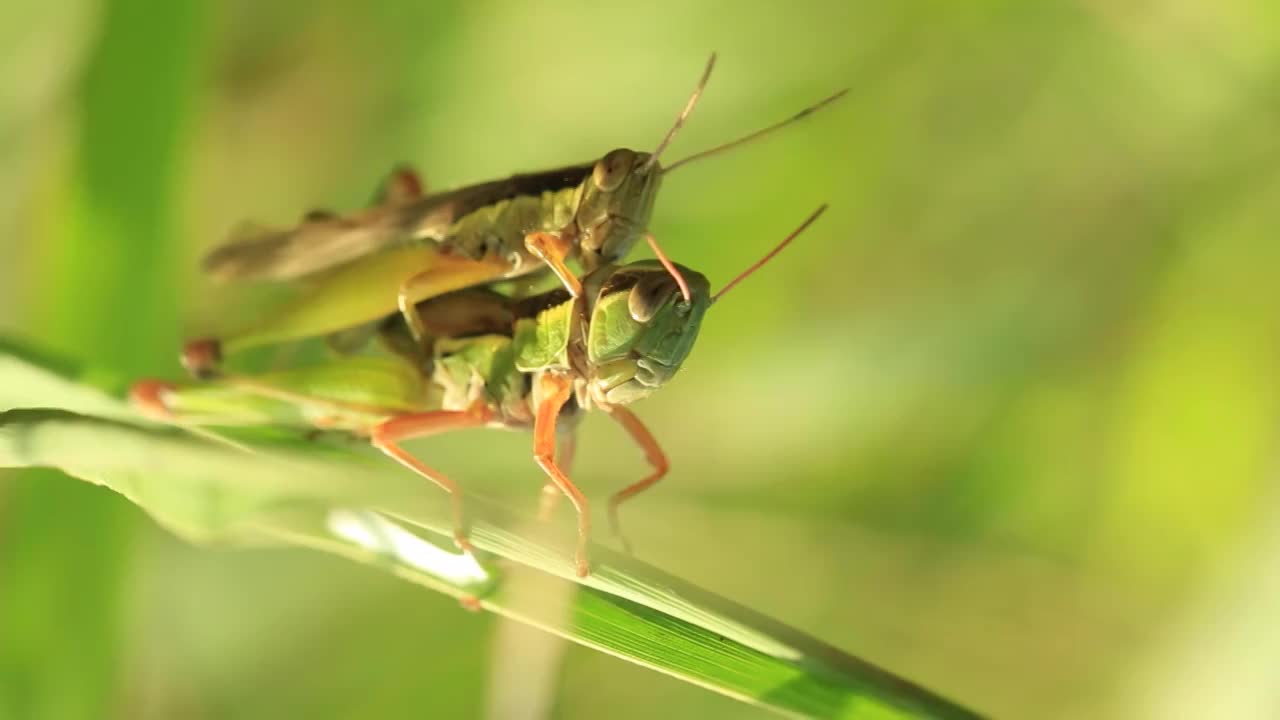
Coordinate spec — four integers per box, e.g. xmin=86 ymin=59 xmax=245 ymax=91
xmin=149 ymin=204 xmax=822 ymax=582
xmin=222 ymin=185 xmax=583 ymax=353
xmin=211 ymin=158 xmax=661 ymax=356
xmin=154 ymin=259 xmax=713 ymax=433
xmin=194 ymin=56 xmax=841 ymax=379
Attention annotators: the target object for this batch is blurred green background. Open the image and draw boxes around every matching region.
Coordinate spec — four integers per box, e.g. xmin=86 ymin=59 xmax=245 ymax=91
xmin=2 ymin=1 xmax=1278 ymax=718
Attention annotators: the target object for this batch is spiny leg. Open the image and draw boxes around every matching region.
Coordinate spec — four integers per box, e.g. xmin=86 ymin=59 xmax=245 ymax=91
xmin=604 ymin=405 xmax=669 ymax=555
xmin=525 ymin=232 xmax=583 ymax=298
xmin=370 ymin=403 xmax=495 ymax=553
xmin=538 ymin=428 xmax=578 ymax=521
xmin=532 ymin=372 xmax=591 ymax=577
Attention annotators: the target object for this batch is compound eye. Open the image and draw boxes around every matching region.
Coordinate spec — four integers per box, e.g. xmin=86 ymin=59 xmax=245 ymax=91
xmin=592 ymin=149 xmax=634 ymax=192
xmin=628 ymin=273 xmax=677 ymax=322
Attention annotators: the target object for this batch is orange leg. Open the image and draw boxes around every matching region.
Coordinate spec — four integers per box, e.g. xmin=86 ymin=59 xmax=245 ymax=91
xmin=538 ymin=429 xmax=578 ymax=521
xmin=370 ymin=403 xmax=495 ymax=553
xmin=532 ymin=372 xmax=591 ymax=577
xmin=525 ymin=231 xmax=583 ymax=298
xmin=605 ymin=406 xmax=669 ymax=554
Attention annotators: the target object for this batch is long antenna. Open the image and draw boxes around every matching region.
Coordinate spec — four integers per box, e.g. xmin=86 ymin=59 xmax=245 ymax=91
xmin=712 ymin=204 xmax=827 ymax=303
xmin=664 ymin=88 xmax=849 ymax=174
xmin=642 ymin=53 xmax=718 ymax=174
xmin=645 ymin=232 xmax=692 ymax=303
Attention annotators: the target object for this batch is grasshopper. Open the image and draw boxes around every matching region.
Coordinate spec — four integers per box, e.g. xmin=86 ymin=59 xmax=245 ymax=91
xmin=183 ymin=54 xmax=845 ymax=376
xmin=137 ymin=206 xmax=827 ymax=577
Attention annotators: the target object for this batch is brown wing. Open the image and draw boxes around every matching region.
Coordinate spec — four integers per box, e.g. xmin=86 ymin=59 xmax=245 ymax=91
xmin=202 ymin=163 xmax=592 ymax=283
xmin=202 ymin=208 xmax=407 ymax=282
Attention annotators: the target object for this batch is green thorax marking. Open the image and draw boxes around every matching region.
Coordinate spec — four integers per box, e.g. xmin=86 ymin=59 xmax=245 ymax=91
xmin=433 ymin=334 xmax=527 ymax=418
xmin=439 ymin=184 xmax=582 ymax=265
xmin=512 ymin=296 xmax=576 ymax=372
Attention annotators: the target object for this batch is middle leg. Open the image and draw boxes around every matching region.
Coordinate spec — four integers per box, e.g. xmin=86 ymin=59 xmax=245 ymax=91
xmin=531 ymin=372 xmax=592 ymax=577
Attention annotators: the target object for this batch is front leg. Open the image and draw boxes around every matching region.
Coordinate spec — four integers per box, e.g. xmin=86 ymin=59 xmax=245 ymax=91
xmin=538 ymin=429 xmax=577 ymax=521
xmin=531 ymin=371 xmax=592 ymax=577
xmin=525 ymin=231 xmax=583 ymax=299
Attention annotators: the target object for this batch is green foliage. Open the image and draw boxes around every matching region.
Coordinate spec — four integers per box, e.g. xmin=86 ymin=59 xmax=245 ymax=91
xmin=0 ymin=347 xmax=974 ymax=720
xmin=2 ymin=0 xmax=1279 ymax=717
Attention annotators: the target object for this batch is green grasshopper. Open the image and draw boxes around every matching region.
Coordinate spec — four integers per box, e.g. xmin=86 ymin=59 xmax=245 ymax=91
xmin=183 ymin=54 xmax=844 ymax=376
xmin=137 ymin=206 xmax=827 ymax=577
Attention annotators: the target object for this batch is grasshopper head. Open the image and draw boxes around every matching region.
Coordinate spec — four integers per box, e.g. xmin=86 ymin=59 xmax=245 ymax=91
xmin=573 ymin=54 xmax=846 ymax=278
xmin=586 ymin=260 xmax=711 ymax=405
xmin=585 ymin=205 xmax=826 ymax=406
xmin=575 ymin=148 xmax=663 ymax=271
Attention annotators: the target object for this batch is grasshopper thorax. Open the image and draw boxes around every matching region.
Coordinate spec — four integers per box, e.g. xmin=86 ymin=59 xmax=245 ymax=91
xmin=585 ymin=260 xmax=711 ymax=406
xmin=574 ymin=149 xmax=663 ymax=273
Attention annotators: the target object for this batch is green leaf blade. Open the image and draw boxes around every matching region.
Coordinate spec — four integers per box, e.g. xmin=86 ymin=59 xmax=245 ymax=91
xmin=0 ymin=348 xmax=979 ymax=720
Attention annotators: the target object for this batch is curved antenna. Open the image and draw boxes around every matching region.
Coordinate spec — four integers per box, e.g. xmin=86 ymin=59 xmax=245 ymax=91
xmin=713 ymin=204 xmax=828 ymax=303
xmin=664 ymin=88 xmax=849 ymax=175
xmin=641 ymin=53 xmax=718 ymax=174
xmin=644 ymin=232 xmax=692 ymax=303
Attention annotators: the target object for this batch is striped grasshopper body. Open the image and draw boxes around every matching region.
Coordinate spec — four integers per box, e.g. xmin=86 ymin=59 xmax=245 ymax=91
xmin=183 ymin=56 xmax=844 ymax=376
xmin=141 ymin=208 xmax=825 ymax=576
